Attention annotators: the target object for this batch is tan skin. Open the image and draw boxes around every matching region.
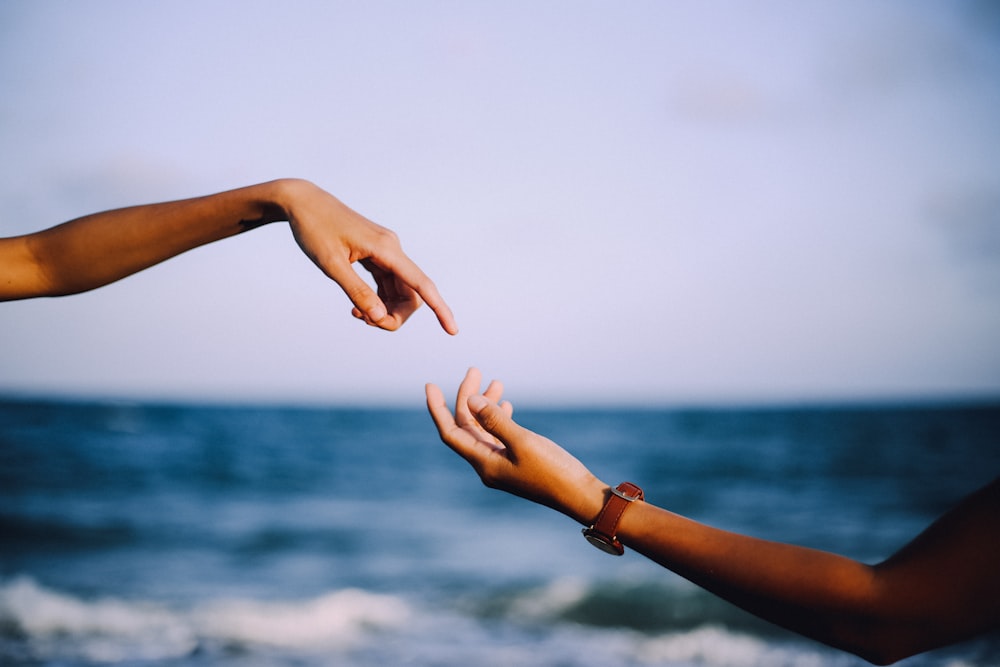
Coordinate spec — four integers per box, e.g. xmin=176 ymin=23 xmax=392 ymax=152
xmin=427 ymin=368 xmax=1000 ymax=665
xmin=0 ymin=178 xmax=457 ymax=334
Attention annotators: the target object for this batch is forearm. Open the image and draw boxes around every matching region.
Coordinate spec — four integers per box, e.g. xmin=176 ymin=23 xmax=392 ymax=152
xmin=612 ymin=488 xmax=1000 ymax=664
xmin=1 ymin=179 xmax=300 ymax=300
xmin=615 ymin=502 xmax=890 ymax=659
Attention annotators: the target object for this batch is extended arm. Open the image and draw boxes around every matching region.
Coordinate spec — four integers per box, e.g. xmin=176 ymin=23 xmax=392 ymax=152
xmin=0 ymin=178 xmax=457 ymax=334
xmin=619 ymin=478 xmax=1000 ymax=664
xmin=426 ymin=368 xmax=1000 ymax=665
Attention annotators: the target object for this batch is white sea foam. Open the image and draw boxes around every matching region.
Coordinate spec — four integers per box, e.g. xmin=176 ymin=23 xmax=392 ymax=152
xmin=633 ymin=625 xmax=836 ymax=667
xmin=2 ymin=577 xmax=985 ymax=666
xmin=0 ymin=576 xmax=410 ymax=662
xmin=0 ymin=576 xmax=195 ymax=662
xmin=192 ymin=588 xmax=411 ymax=649
xmin=508 ymin=576 xmax=590 ymax=619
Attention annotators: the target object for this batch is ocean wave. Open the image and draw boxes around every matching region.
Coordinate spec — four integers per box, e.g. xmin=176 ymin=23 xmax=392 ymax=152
xmin=453 ymin=578 xmax=997 ymax=667
xmin=631 ymin=627 xmax=843 ymax=667
xmin=0 ymin=575 xmax=835 ymax=666
xmin=0 ymin=576 xmax=410 ymax=664
xmin=191 ymin=588 xmax=410 ymax=649
xmin=460 ymin=576 xmax=791 ymax=637
xmin=0 ymin=576 xmax=195 ymax=662
xmin=2 ymin=576 xmax=993 ymax=667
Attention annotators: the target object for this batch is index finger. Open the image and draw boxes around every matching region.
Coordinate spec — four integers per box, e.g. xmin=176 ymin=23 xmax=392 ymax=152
xmin=370 ymin=251 xmax=458 ymax=335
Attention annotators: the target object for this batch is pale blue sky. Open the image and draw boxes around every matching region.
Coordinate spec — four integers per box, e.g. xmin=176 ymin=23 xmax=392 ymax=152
xmin=1 ymin=1 xmax=999 ymax=405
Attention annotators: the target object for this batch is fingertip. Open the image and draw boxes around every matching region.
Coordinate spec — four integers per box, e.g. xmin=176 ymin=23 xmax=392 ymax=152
xmin=411 ymin=281 xmax=457 ymax=335
xmin=467 ymin=394 xmax=488 ymax=412
xmin=351 ymin=306 xmax=380 ymax=328
xmin=440 ymin=313 xmax=459 ymax=335
xmin=367 ymin=302 xmax=388 ymax=324
xmin=432 ymin=305 xmax=459 ymax=335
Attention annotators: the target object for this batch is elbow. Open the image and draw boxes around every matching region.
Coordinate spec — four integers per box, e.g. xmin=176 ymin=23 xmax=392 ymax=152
xmin=853 ymin=648 xmax=905 ymax=666
xmin=837 ymin=637 xmax=908 ymax=666
xmin=841 ymin=623 xmax=930 ymax=665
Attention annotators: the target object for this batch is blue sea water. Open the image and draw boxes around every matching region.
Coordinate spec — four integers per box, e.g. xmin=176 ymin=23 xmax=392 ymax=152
xmin=0 ymin=397 xmax=998 ymax=666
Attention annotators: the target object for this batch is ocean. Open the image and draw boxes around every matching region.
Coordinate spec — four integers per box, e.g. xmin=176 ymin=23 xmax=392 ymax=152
xmin=1 ymin=397 xmax=997 ymax=666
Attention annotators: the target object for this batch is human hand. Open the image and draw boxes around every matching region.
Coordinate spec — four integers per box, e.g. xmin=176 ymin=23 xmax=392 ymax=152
xmin=282 ymin=179 xmax=457 ymax=334
xmin=425 ymin=367 xmax=607 ymax=525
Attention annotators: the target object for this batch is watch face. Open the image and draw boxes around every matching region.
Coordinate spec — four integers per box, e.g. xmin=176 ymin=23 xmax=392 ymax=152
xmin=583 ymin=530 xmax=624 ymax=556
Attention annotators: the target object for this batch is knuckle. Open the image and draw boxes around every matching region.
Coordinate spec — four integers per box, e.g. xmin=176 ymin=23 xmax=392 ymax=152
xmin=371 ymin=226 xmax=400 ymax=247
xmin=476 ymin=408 xmax=502 ymax=432
xmin=479 ymin=467 xmax=502 ymax=490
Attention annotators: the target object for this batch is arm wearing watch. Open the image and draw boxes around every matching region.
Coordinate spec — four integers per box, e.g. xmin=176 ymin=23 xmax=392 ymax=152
xmin=0 ymin=178 xmax=457 ymax=334
xmin=425 ymin=368 xmax=1000 ymax=666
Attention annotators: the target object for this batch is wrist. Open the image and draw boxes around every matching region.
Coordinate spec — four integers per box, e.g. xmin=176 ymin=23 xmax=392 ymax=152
xmin=266 ymin=178 xmax=315 ymax=222
xmin=225 ymin=179 xmax=306 ymax=233
xmin=582 ymin=482 xmax=644 ymax=555
xmin=569 ymin=476 xmax=612 ymax=527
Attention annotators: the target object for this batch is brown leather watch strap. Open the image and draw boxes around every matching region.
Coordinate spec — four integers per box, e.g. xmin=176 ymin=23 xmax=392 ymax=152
xmin=583 ymin=482 xmax=643 ymax=555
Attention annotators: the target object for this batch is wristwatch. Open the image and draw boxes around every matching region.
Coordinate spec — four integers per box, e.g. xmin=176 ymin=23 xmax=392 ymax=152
xmin=582 ymin=482 xmax=643 ymax=555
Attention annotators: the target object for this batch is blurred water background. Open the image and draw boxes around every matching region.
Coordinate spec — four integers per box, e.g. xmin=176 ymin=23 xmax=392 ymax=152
xmin=1 ymin=397 xmax=998 ymax=666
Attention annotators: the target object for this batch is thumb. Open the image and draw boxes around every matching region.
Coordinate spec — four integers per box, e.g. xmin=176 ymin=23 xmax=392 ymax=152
xmin=468 ymin=395 xmax=521 ymax=445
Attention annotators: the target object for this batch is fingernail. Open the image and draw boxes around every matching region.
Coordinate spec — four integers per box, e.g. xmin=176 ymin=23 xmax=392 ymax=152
xmin=467 ymin=395 xmax=488 ymax=411
xmin=367 ymin=303 xmax=387 ymax=322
